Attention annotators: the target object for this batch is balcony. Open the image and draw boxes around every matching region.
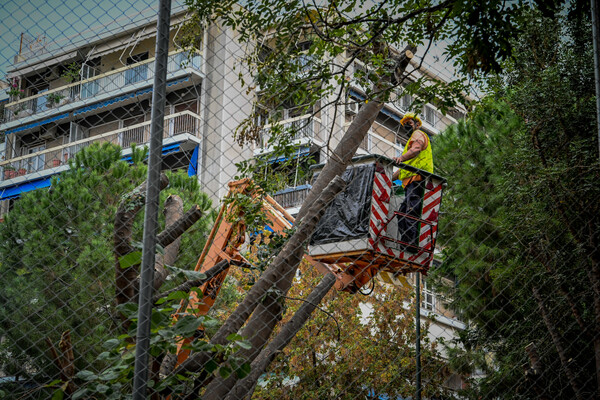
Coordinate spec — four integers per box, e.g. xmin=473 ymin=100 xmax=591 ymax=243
xmin=0 ymin=111 xmax=200 ymax=183
xmin=3 ymin=50 xmax=202 ymax=123
xmin=256 ymin=114 xmax=324 ymax=151
xmin=271 ymin=184 xmax=311 ymax=210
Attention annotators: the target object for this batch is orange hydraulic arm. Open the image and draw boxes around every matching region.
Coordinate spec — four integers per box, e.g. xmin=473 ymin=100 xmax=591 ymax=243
xmin=174 ymin=179 xmax=346 ymax=365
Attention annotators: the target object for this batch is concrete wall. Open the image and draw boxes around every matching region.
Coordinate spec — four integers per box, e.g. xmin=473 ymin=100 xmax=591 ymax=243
xmin=200 ymin=23 xmax=254 ymax=203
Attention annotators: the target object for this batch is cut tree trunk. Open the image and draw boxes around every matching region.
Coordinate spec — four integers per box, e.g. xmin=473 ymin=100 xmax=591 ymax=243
xmin=154 ymin=195 xmax=184 ymax=290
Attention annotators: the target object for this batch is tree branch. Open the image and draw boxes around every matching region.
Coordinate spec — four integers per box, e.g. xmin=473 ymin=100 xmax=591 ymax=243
xmin=113 ymin=174 xmax=169 ymax=307
xmin=224 ymin=273 xmax=337 ymax=400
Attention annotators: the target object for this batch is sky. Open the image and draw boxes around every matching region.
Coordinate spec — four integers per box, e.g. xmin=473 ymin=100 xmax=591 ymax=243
xmin=0 ymin=0 xmax=474 ymax=100
xmin=0 ymin=0 xmax=188 ymax=82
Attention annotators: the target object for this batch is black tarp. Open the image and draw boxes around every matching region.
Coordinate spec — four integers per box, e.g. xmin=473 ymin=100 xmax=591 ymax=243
xmin=310 ymin=163 xmax=375 ymax=245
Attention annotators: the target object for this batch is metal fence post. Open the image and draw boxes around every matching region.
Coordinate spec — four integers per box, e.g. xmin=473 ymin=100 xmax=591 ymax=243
xmin=132 ymin=0 xmax=172 ymax=398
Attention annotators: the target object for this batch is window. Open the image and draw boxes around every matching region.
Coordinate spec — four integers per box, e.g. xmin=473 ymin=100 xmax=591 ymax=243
xmin=422 ymin=104 xmax=439 ymax=127
xmin=125 ymin=52 xmax=149 ymax=85
xmin=34 ymin=88 xmax=48 ymax=112
xmin=421 ymin=279 xmax=436 ymax=312
xmin=398 ymin=93 xmax=412 ymax=111
xmin=80 ymin=61 xmax=100 ymax=99
xmin=22 ymin=144 xmax=45 ymax=173
xmin=67 ymin=122 xmax=89 ymax=160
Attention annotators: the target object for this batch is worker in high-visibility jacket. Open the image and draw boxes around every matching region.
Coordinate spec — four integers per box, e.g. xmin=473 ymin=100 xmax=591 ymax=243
xmin=392 ymin=113 xmax=434 ymax=253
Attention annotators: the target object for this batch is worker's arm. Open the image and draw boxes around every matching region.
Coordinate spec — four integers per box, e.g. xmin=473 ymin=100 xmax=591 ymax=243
xmin=391 ymin=132 xmax=425 ymax=180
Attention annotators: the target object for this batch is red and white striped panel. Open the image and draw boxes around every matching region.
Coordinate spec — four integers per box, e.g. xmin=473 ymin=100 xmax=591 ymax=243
xmin=368 ymin=167 xmax=394 ymax=256
xmin=405 ymin=181 xmax=443 ymax=266
xmin=379 ymin=180 xmax=443 ymax=268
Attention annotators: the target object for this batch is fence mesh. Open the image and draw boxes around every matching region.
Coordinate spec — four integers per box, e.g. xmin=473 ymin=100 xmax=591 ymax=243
xmin=0 ymin=1 xmax=598 ymax=399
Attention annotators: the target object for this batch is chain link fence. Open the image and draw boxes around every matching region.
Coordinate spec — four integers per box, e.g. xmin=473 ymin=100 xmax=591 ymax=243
xmin=0 ymin=1 xmax=598 ymax=399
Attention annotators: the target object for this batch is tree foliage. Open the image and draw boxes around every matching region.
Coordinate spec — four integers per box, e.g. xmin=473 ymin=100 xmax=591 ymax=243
xmin=432 ymin=7 xmax=599 ymax=399
xmin=254 ymin=266 xmax=451 ymax=400
xmin=0 ymin=143 xmax=214 ymax=390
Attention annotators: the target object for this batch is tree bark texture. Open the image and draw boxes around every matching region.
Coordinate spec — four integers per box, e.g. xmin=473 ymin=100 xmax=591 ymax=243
xmin=524 ymin=342 xmax=551 ymax=400
xmin=114 ymin=174 xmax=169 ymax=306
xmin=532 ymin=286 xmax=584 ymax=400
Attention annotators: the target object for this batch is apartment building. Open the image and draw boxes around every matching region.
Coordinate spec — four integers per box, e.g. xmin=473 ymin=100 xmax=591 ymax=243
xmin=0 ymin=8 xmax=255 ymax=215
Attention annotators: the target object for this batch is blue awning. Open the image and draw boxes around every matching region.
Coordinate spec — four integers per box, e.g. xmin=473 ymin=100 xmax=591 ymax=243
xmin=166 ymin=76 xmax=190 ymax=87
xmin=267 ymin=146 xmax=310 ymax=163
xmin=121 ymin=142 xmax=181 ymax=162
xmin=0 ymin=177 xmax=52 ymax=200
xmin=187 ymin=145 xmax=199 ymax=176
xmin=73 ymin=93 xmax=136 ymax=116
xmin=5 ymin=113 xmax=70 ymax=135
xmin=161 ymin=142 xmax=180 ymax=155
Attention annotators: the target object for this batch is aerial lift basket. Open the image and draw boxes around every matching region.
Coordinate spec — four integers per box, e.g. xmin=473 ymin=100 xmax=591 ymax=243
xmin=308 ymin=155 xmax=446 ymax=285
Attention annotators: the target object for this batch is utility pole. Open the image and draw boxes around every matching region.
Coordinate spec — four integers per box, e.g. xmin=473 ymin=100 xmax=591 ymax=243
xmin=592 ymin=0 xmax=600 ymax=158
xmin=416 ymin=272 xmax=422 ymax=400
xmin=132 ymin=0 xmax=171 ymax=397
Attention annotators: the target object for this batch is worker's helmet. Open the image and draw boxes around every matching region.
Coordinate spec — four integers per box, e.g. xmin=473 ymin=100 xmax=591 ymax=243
xmin=400 ymin=113 xmax=422 ymax=128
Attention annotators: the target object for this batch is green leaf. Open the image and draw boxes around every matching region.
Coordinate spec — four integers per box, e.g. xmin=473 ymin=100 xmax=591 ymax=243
xmin=235 ymin=340 xmax=252 ymax=350
xmin=75 ymin=370 xmax=97 ymax=381
xmin=226 ymin=333 xmax=244 ymax=341
xmin=181 ymin=270 xmax=207 ymax=280
xmin=103 ymin=339 xmax=120 ymax=349
xmin=174 ymin=315 xmax=202 ymax=337
xmin=96 ymin=383 xmax=110 ymax=394
xmin=205 ymin=359 xmax=219 ymax=373
xmin=99 ymin=368 xmax=121 ymax=381
xmin=51 ymin=388 xmax=64 ymax=400
xmin=116 ymin=302 xmax=138 ymax=318
xmin=166 ymin=290 xmax=190 ymax=301
xmin=219 ymin=365 xmax=232 ymax=379
xmin=72 ymin=389 xmax=89 ymax=400
xmin=236 ymin=362 xmax=251 ymax=379
xmin=119 ymin=251 xmax=142 ymax=269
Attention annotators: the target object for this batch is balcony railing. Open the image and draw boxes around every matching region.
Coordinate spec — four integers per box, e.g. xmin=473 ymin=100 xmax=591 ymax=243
xmin=0 ymin=111 xmax=200 ymax=182
xmin=272 ymin=184 xmax=311 ymax=209
xmin=258 ymin=115 xmax=322 ymax=148
xmin=3 ymin=50 xmax=202 ymax=123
